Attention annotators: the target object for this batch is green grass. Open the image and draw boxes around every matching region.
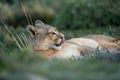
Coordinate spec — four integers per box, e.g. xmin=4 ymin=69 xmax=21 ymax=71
xmin=0 ymin=48 xmax=120 ymax=80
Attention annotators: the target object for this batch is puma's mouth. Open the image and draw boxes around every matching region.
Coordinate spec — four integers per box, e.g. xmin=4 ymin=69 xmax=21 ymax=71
xmin=54 ymin=37 xmax=65 ymax=47
xmin=54 ymin=43 xmax=61 ymax=47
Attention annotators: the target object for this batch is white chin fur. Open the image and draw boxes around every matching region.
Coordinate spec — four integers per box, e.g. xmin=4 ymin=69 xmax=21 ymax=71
xmin=52 ymin=44 xmax=62 ymax=50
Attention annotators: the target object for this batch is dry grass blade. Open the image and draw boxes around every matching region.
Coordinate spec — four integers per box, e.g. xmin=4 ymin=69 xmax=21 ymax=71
xmin=22 ymin=32 xmax=28 ymax=47
xmin=1 ymin=21 xmax=22 ymax=51
xmin=21 ymin=2 xmax=33 ymax=25
xmin=28 ymin=13 xmax=34 ymax=25
xmin=20 ymin=33 xmax=28 ymax=47
xmin=21 ymin=2 xmax=30 ymax=25
xmin=21 ymin=2 xmax=33 ymax=47
xmin=16 ymin=34 xmax=25 ymax=48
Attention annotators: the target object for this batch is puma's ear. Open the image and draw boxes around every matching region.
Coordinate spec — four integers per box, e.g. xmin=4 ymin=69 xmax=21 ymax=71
xmin=35 ymin=20 xmax=45 ymax=28
xmin=27 ymin=25 xmax=36 ymax=36
xmin=27 ymin=25 xmax=44 ymax=36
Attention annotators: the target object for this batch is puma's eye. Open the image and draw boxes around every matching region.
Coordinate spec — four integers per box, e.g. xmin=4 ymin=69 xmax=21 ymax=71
xmin=52 ymin=32 xmax=56 ymax=35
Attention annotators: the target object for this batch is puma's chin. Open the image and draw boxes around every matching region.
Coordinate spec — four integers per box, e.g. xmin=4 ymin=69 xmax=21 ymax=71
xmin=52 ymin=44 xmax=62 ymax=50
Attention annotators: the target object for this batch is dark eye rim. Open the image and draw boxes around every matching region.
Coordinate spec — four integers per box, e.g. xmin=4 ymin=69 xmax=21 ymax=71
xmin=51 ymin=32 xmax=56 ymax=35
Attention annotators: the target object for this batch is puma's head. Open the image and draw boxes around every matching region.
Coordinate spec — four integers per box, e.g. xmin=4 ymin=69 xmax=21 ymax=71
xmin=27 ymin=20 xmax=65 ymax=50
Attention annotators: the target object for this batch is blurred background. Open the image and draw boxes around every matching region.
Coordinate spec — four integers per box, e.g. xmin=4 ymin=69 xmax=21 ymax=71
xmin=0 ymin=0 xmax=120 ymax=37
xmin=0 ymin=0 xmax=120 ymax=80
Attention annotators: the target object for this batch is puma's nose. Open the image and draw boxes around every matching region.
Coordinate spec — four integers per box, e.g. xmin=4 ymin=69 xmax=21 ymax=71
xmin=59 ymin=33 xmax=64 ymax=39
xmin=60 ymin=36 xmax=64 ymax=39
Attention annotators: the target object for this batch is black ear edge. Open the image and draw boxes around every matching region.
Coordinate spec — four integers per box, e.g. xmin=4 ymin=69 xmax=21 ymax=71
xmin=27 ymin=25 xmax=33 ymax=32
xmin=27 ymin=25 xmax=36 ymax=36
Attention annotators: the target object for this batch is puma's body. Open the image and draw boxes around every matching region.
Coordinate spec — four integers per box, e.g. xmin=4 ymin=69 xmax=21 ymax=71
xmin=34 ymin=38 xmax=98 ymax=59
xmin=27 ymin=20 xmax=120 ymax=59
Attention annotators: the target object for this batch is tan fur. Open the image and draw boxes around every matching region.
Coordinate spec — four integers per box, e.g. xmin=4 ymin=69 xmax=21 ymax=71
xmin=110 ymin=37 xmax=120 ymax=46
xmin=27 ymin=20 xmax=120 ymax=59
xmin=83 ymin=35 xmax=120 ymax=51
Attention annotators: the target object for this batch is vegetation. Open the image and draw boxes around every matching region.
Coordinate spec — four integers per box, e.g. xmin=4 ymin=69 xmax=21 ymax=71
xmin=0 ymin=0 xmax=120 ymax=80
xmin=54 ymin=0 xmax=120 ymax=30
xmin=0 ymin=49 xmax=120 ymax=80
